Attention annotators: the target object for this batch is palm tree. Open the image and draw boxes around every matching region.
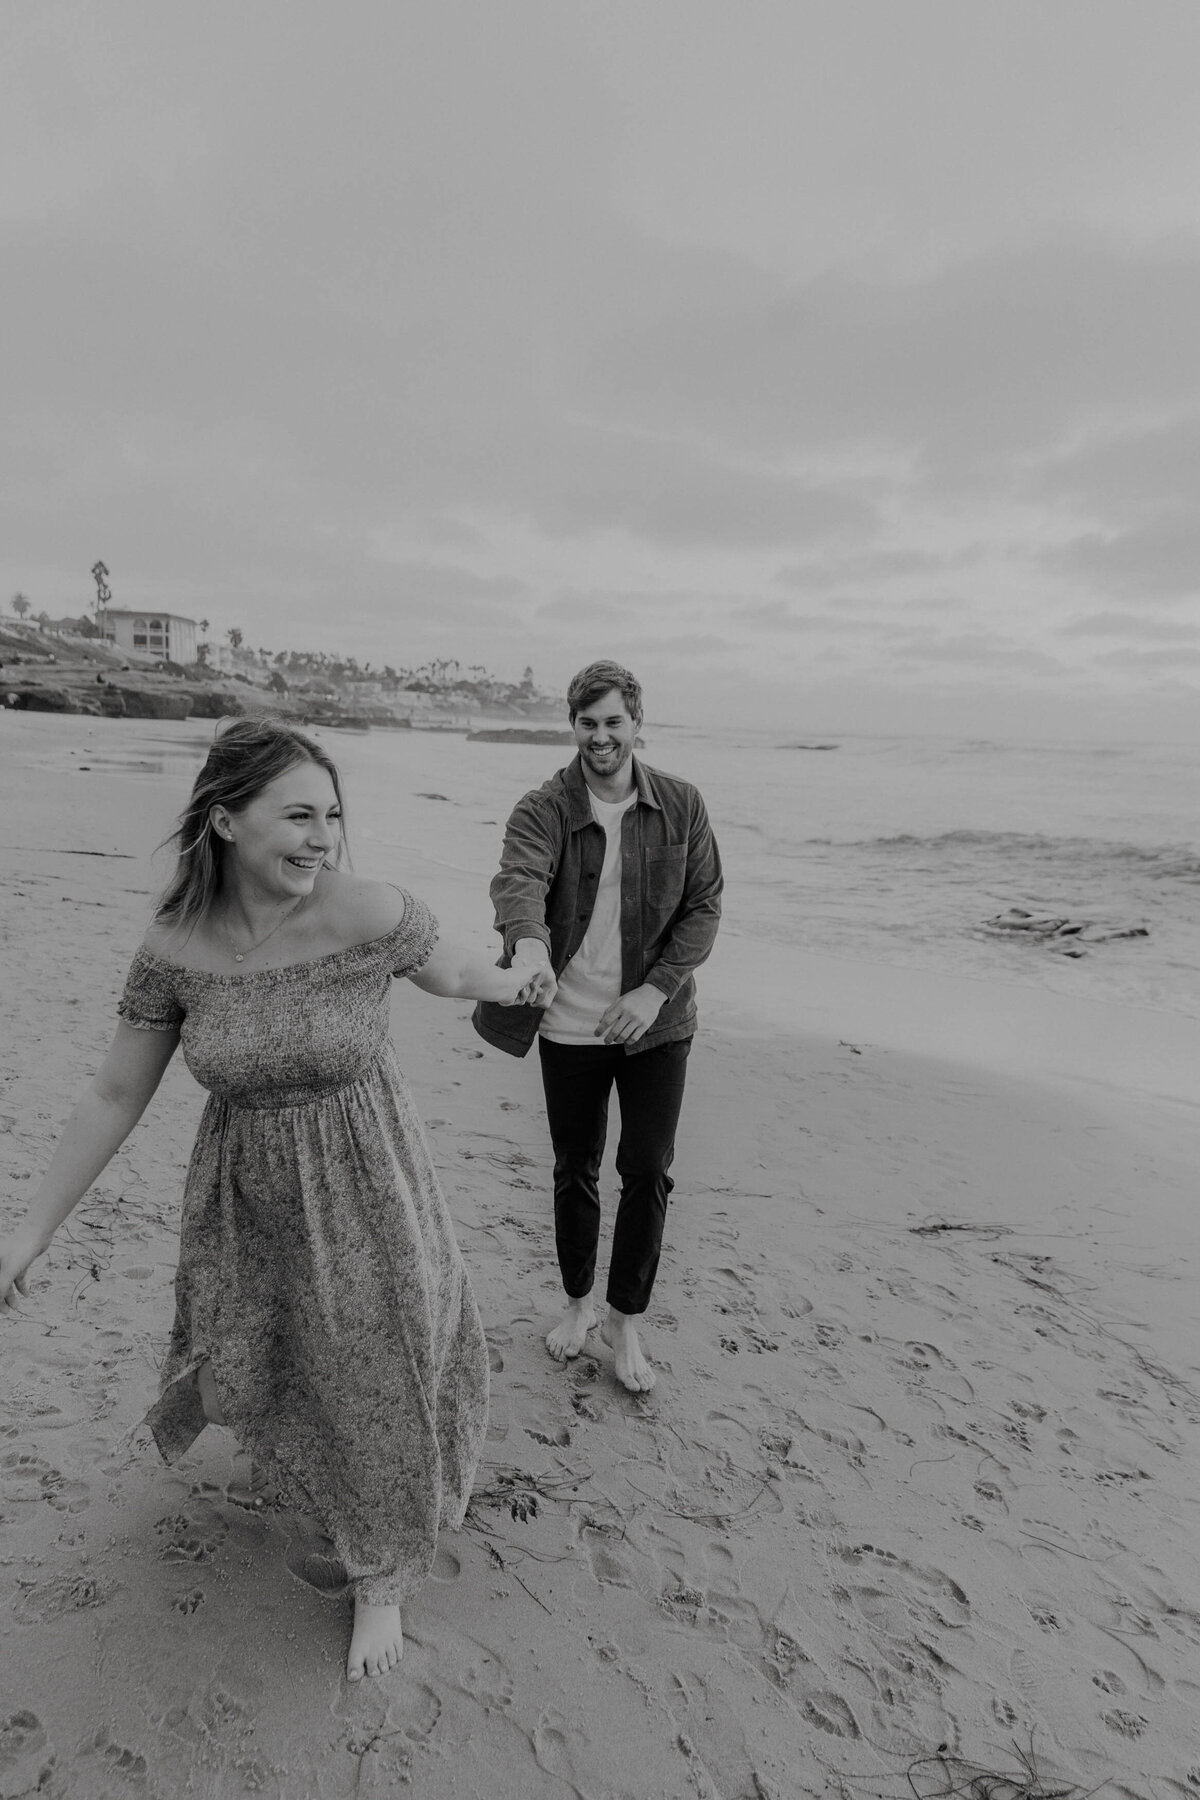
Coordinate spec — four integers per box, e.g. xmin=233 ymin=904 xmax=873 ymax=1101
xmin=11 ymin=593 xmax=31 ymax=619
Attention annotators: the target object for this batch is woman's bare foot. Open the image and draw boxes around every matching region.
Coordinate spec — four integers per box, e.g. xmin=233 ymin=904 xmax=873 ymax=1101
xmin=347 ymin=1600 xmax=404 ymax=1681
xmin=600 ymin=1308 xmax=655 ymax=1393
xmin=545 ymin=1294 xmax=597 ymax=1362
xmin=196 ymin=1359 xmax=226 ymax=1426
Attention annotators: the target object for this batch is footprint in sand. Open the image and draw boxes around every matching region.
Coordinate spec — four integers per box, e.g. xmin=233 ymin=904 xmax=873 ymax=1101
xmin=587 ymin=1542 xmax=636 ymax=1589
xmin=525 ymin=1425 xmax=572 ymax=1448
xmin=153 ymin=1497 xmax=229 ymax=1563
xmin=400 ymin=1683 xmax=443 ymax=1744
xmin=171 ymin=1588 xmax=205 ymax=1616
xmin=284 ymin=1532 xmax=350 ymax=1595
xmin=487 ymin=1389 xmax=513 ymax=1441
xmin=0 ymin=1450 xmax=90 ymax=1512
xmin=836 ymin=1544 xmax=970 ymax=1632
xmin=158 ymin=1682 xmax=254 ymax=1755
xmin=531 ymin=1708 xmax=586 ymax=1787
xmin=76 ymin=1728 xmax=150 ymax=1796
xmin=196 ymin=1684 xmax=253 ymax=1743
xmin=763 ymin=1628 xmax=812 ymax=1689
xmin=462 ymin=1651 xmax=515 ymax=1713
xmin=431 ymin=1544 xmax=461 ymax=1582
xmin=0 ymin=1710 xmax=55 ymax=1795
xmin=801 ymin=1691 xmax=861 ymax=1739
xmin=1101 ymin=1708 xmax=1148 ymax=1739
xmin=658 ymin=1581 xmax=763 ymax=1647
xmin=13 ymin=1570 xmax=117 ymax=1625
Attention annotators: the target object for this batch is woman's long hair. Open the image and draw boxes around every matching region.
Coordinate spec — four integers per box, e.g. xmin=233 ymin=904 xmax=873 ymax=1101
xmin=156 ymin=717 xmax=348 ymax=929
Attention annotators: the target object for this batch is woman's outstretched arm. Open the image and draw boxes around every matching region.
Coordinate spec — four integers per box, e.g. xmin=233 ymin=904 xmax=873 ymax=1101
xmin=407 ymin=938 xmax=556 ymax=1007
xmin=0 ymin=1021 xmax=180 ymax=1312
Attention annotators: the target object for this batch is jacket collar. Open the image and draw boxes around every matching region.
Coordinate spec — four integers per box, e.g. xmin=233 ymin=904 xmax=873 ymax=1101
xmin=562 ymin=753 xmax=660 ymax=828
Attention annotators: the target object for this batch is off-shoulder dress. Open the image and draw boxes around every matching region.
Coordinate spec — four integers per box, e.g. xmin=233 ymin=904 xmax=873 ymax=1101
xmin=117 ymin=892 xmax=488 ymax=1606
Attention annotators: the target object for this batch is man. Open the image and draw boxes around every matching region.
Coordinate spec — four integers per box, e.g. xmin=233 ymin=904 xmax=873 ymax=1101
xmin=473 ymin=660 xmax=722 ymax=1393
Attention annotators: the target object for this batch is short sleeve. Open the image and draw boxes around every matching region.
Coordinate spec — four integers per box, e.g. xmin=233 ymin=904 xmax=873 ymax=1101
xmin=388 ymin=890 xmax=439 ymax=979
xmin=117 ymin=948 xmax=185 ymax=1032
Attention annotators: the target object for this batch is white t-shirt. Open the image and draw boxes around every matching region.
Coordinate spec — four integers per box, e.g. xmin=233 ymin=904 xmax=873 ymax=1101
xmin=539 ymin=789 xmax=637 ymax=1044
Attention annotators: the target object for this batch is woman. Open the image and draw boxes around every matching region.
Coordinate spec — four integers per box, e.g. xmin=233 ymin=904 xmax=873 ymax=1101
xmin=0 ymin=718 xmax=553 ymax=1682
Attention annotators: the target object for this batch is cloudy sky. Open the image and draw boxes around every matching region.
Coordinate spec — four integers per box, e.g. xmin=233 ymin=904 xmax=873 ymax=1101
xmin=5 ymin=1 xmax=1200 ymax=737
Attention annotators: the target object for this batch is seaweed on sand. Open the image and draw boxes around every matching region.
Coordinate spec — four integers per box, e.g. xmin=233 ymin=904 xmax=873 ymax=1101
xmin=905 ymin=1735 xmax=1105 ymax=1800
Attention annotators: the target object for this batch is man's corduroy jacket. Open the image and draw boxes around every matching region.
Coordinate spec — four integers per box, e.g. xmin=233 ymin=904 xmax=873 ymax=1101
xmin=472 ymin=753 xmax=723 ymax=1057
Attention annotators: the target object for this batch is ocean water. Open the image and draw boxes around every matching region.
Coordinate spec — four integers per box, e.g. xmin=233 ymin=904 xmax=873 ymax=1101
xmin=9 ymin=713 xmax=1198 ymax=1021
xmin=339 ymin=724 xmax=1200 ymax=1023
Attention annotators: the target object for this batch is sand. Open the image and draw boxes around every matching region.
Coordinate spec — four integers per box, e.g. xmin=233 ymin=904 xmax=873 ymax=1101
xmin=3 ymin=711 xmax=1200 ymax=1799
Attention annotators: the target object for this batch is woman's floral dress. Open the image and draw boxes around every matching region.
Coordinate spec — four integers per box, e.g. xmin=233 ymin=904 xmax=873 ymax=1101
xmin=117 ymin=892 xmax=488 ymax=1605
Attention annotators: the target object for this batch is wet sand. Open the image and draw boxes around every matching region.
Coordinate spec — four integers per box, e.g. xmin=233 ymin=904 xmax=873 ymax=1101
xmin=3 ymin=711 xmax=1199 ymax=1798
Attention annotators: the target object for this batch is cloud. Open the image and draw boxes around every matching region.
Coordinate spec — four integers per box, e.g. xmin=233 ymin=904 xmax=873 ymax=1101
xmin=1091 ymin=645 xmax=1200 ymax=669
xmin=1047 ymin=517 xmax=1200 ymax=602
xmin=889 ymin=630 xmax=1066 ymax=675
xmin=575 ymin=232 xmax=1200 ymax=486
xmin=776 ymin=549 xmax=979 ymax=590
xmin=738 ymin=600 xmax=889 ymax=635
xmin=1059 ymin=611 xmax=1200 ymax=642
xmin=1031 ymin=416 xmax=1200 ymax=523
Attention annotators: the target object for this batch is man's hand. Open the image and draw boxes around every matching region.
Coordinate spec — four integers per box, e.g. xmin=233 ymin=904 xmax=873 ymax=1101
xmin=596 ymin=984 xmax=666 ymax=1046
xmin=511 ymin=937 xmax=556 ymax=1008
xmin=515 ymin=966 xmax=557 ymax=1008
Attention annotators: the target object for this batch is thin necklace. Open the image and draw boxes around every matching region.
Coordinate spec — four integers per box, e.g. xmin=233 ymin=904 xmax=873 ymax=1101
xmin=221 ymin=893 xmax=308 ymax=964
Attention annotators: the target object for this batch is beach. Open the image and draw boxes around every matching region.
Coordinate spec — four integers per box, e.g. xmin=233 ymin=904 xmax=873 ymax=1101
xmin=3 ymin=711 xmax=1200 ymax=1799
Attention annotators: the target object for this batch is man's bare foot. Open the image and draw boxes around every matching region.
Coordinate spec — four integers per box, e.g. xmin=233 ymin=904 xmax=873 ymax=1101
xmin=600 ymin=1308 xmax=656 ymax=1393
xmin=347 ymin=1600 xmax=404 ymax=1681
xmin=545 ymin=1295 xmax=597 ymax=1362
xmin=197 ymin=1359 xmax=226 ymax=1426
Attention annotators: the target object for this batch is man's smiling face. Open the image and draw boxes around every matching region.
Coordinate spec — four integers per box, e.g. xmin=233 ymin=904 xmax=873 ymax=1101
xmin=572 ymin=687 xmax=640 ymax=795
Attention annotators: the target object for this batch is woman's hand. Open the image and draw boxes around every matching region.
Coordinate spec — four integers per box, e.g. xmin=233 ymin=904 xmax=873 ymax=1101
xmin=0 ymin=1226 xmax=48 ymax=1315
xmin=0 ymin=1021 xmax=178 ymax=1319
xmin=512 ymin=965 xmax=557 ymax=1008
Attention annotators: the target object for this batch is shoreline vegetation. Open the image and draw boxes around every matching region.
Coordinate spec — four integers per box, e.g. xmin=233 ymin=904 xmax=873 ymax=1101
xmin=1 ymin=615 xmax=564 ymax=731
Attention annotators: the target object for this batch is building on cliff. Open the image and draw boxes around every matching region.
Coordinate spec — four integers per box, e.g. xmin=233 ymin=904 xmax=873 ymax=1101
xmin=101 ymin=610 xmax=199 ymax=664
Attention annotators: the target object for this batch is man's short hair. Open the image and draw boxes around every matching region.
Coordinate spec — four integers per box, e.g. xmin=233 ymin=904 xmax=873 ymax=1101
xmin=567 ymin=660 xmax=643 ymax=724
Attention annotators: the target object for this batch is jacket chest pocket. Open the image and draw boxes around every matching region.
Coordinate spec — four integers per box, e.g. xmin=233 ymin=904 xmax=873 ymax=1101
xmin=642 ymin=842 xmax=687 ymax=913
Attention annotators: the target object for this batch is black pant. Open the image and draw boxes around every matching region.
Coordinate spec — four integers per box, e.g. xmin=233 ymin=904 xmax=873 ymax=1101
xmin=537 ymin=1035 xmax=692 ymax=1316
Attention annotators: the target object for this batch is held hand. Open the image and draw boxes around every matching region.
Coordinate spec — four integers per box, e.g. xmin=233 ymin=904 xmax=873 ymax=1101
xmin=596 ymin=983 xmax=666 ymax=1046
xmin=516 ymin=966 xmax=557 ymax=1008
xmin=506 ymin=937 xmax=555 ymax=1008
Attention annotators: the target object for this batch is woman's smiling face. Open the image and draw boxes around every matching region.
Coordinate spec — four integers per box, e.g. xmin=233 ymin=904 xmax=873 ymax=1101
xmin=214 ymin=759 xmax=343 ymax=900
